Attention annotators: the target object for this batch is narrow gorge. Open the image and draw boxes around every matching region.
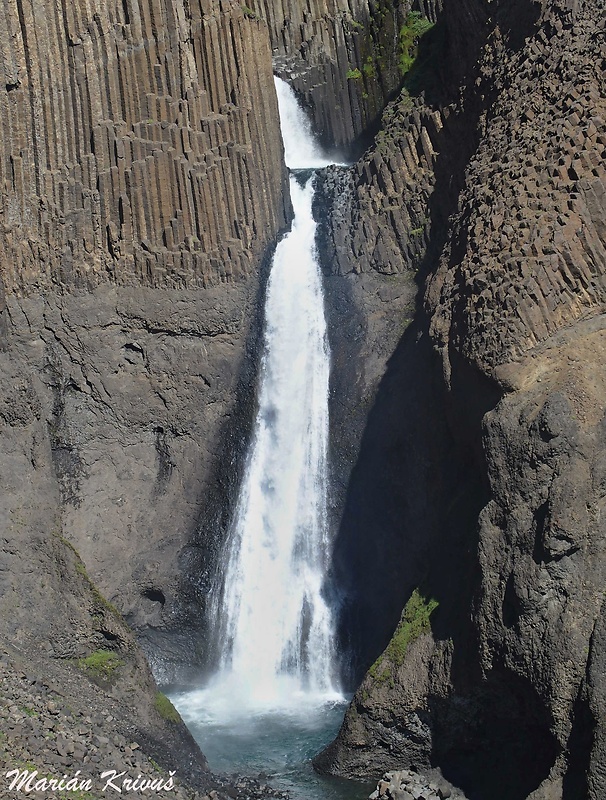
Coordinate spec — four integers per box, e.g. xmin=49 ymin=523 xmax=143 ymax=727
xmin=0 ymin=0 xmax=605 ymax=799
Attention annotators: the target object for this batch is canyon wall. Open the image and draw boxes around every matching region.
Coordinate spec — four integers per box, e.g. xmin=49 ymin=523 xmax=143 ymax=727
xmin=0 ymin=0 xmax=289 ymax=290
xmin=246 ymin=0 xmax=441 ymax=155
xmin=1 ymin=0 xmax=605 ymax=794
xmin=314 ymin=0 xmax=606 ymax=798
xmin=0 ymin=0 xmax=290 ymax=765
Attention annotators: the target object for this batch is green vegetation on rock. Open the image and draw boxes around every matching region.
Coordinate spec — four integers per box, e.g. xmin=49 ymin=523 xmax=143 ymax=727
xmin=363 ymin=57 xmax=376 ymax=78
xmin=241 ymin=5 xmax=259 ymax=19
xmin=154 ymin=692 xmax=181 ymax=723
xmin=369 ymin=589 xmax=438 ymax=683
xmin=346 ymin=68 xmax=363 ymax=80
xmin=77 ymin=649 xmax=124 ymax=680
xmin=398 ymin=12 xmax=434 ymax=77
xmin=54 ymin=530 xmax=122 ymax=620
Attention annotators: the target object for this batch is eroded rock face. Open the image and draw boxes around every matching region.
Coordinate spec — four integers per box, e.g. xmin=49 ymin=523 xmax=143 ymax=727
xmin=0 ymin=0 xmax=289 ymax=755
xmin=0 ymin=408 xmax=210 ymax=784
xmin=1 ymin=275 xmax=267 ymax=678
xmin=315 ymin=0 xmax=606 ymax=797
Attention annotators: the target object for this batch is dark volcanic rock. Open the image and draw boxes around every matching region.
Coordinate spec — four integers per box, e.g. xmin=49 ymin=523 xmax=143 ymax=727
xmin=315 ymin=0 xmax=606 ymax=798
xmin=246 ymin=0 xmax=443 ymax=156
xmin=0 ymin=276 xmax=268 ymax=680
xmin=0 ymin=0 xmax=290 ymax=776
xmin=0 ymin=0 xmax=290 ymax=293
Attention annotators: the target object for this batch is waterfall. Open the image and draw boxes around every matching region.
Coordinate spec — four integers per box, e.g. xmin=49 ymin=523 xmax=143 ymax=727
xmin=273 ymin=78 xmax=334 ymax=170
xmin=202 ymin=78 xmax=341 ymax=712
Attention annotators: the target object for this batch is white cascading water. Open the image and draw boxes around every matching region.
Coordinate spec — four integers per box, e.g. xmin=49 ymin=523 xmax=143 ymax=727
xmin=274 ymin=78 xmax=336 ymax=170
xmin=175 ymin=79 xmax=342 ymax=719
xmin=215 ymin=169 xmax=336 ymax=705
xmin=212 ymin=77 xmax=339 ymax=708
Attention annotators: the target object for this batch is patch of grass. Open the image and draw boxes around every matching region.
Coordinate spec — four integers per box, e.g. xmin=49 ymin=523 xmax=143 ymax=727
xmin=398 ymin=12 xmax=434 ymax=77
xmin=346 ymin=68 xmax=363 ymax=80
xmin=368 ymin=589 xmax=438 ymax=684
xmin=241 ymin=5 xmax=259 ymax=19
xmin=154 ymin=692 xmax=180 ymax=723
xmin=77 ymin=649 xmax=124 ymax=680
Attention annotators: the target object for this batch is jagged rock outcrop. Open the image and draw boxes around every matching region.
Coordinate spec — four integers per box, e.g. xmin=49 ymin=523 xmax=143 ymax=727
xmin=315 ymin=0 xmax=606 ymax=797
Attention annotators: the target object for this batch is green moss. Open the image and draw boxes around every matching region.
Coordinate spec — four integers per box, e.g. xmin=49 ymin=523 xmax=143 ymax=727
xmin=362 ymin=57 xmax=376 ymax=78
xmin=398 ymin=12 xmax=434 ymax=77
xmin=55 ymin=531 xmax=121 ymax=619
xmin=241 ymin=5 xmax=259 ymax=19
xmin=368 ymin=589 xmax=438 ymax=684
xmin=77 ymin=649 xmax=124 ymax=680
xmin=346 ymin=68 xmax=363 ymax=80
xmin=154 ymin=692 xmax=181 ymax=723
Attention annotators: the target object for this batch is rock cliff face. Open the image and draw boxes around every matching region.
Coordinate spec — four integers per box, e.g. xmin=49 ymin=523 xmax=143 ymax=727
xmin=0 ymin=0 xmax=289 ymax=290
xmin=314 ymin=0 xmax=606 ymax=798
xmin=246 ymin=0 xmax=441 ymax=155
xmin=0 ymin=0 xmax=292 ymax=683
xmin=1 ymin=0 xmax=605 ymax=795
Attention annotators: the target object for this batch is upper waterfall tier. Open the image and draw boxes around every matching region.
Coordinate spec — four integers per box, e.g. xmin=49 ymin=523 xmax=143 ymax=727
xmin=274 ymin=78 xmax=336 ymax=171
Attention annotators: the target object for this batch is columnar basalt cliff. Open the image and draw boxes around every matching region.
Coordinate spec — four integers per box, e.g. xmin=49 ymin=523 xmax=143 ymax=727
xmin=0 ymin=0 xmax=289 ymax=290
xmin=1 ymin=0 xmax=605 ymax=794
xmin=315 ymin=0 xmax=606 ymax=798
xmin=246 ymin=0 xmax=442 ymax=154
xmin=0 ymin=4 xmax=294 ymax=776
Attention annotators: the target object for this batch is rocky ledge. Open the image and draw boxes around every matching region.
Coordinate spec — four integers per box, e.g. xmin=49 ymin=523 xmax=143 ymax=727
xmin=370 ymin=769 xmax=467 ymax=800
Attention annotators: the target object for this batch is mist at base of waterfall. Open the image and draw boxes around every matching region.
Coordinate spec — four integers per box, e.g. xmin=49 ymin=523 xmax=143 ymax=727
xmin=170 ymin=689 xmax=371 ymax=800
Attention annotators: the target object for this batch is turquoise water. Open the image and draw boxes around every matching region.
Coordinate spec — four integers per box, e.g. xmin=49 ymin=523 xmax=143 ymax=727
xmin=170 ymin=691 xmax=372 ymax=800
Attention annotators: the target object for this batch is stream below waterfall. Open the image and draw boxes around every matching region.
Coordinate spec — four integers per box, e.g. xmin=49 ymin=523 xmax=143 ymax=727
xmin=170 ymin=78 xmax=368 ymax=800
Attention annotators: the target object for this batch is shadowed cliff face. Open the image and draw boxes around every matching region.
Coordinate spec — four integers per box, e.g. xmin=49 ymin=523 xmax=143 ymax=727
xmin=314 ymin=0 xmax=606 ymax=797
